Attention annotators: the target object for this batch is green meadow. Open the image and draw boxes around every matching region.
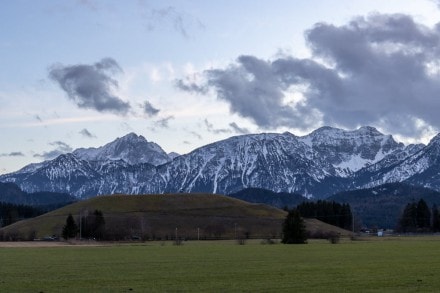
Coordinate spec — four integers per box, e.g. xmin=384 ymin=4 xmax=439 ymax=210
xmin=1 ymin=237 xmax=440 ymax=292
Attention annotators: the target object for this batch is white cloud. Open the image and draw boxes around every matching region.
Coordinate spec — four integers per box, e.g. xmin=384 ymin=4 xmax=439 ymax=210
xmin=149 ymin=67 xmax=162 ymax=83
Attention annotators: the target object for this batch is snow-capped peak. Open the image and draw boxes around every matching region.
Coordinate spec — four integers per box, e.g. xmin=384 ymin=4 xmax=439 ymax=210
xmin=5 ymin=126 xmax=440 ymax=200
xmin=298 ymin=126 xmax=403 ymax=175
xmin=73 ymin=132 xmax=171 ymax=166
xmin=428 ymin=133 xmax=440 ymax=146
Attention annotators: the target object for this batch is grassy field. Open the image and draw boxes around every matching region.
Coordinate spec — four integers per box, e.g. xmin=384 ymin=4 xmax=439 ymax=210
xmin=1 ymin=237 xmax=440 ymax=292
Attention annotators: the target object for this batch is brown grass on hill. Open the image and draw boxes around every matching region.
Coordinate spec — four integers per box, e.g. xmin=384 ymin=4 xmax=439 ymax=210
xmin=0 ymin=194 xmax=352 ymax=241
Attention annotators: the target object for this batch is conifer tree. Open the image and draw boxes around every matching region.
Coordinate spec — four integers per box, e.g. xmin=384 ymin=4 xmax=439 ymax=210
xmin=62 ymin=213 xmax=78 ymax=240
xmin=399 ymin=200 xmax=431 ymax=232
xmin=92 ymin=210 xmax=106 ymax=240
xmin=282 ymin=209 xmax=307 ymax=244
xmin=399 ymin=202 xmax=417 ymax=232
xmin=432 ymin=204 xmax=440 ymax=232
xmin=416 ymin=199 xmax=431 ymax=229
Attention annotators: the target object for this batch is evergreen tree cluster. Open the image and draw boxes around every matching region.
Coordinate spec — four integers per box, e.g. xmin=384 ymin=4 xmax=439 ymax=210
xmin=80 ymin=210 xmax=106 ymax=240
xmin=282 ymin=209 xmax=307 ymax=244
xmin=398 ymin=199 xmax=440 ymax=233
xmin=62 ymin=210 xmax=106 ymax=240
xmin=296 ymin=201 xmax=352 ymax=230
xmin=0 ymin=202 xmax=43 ymax=227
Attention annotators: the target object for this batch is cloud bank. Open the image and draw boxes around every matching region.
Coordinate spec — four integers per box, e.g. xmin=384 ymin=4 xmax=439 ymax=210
xmin=34 ymin=141 xmax=73 ymax=160
xmin=0 ymin=152 xmax=24 ymax=157
xmin=49 ymin=58 xmax=130 ymax=115
xmin=178 ymin=13 xmax=440 ymax=138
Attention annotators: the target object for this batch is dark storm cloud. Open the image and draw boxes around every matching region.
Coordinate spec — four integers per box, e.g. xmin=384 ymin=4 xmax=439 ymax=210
xmin=0 ymin=152 xmax=25 ymax=157
xmin=142 ymin=101 xmax=160 ymax=117
xmin=79 ymin=128 xmax=96 ymax=138
xmin=300 ymin=13 xmax=440 ymax=135
xmin=49 ymin=58 xmax=131 ymax=115
xmin=182 ymin=55 xmax=318 ymax=129
xmin=34 ymin=141 xmax=73 ymax=160
xmin=179 ymin=13 xmax=440 ymax=137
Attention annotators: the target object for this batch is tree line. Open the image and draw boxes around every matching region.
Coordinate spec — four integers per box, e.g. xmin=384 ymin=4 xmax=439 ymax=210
xmin=0 ymin=202 xmax=43 ymax=227
xmin=296 ymin=200 xmax=353 ymax=230
xmin=398 ymin=199 xmax=440 ymax=233
xmin=281 ymin=201 xmax=354 ymax=245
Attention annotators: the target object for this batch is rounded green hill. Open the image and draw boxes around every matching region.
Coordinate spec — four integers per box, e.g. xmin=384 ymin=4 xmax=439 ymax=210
xmin=1 ymin=194 xmax=351 ymax=240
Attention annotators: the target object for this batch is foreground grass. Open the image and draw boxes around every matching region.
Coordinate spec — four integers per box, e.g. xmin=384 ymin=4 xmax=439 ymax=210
xmin=1 ymin=237 xmax=440 ymax=292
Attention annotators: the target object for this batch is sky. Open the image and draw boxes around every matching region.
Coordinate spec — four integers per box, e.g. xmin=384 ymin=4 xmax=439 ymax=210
xmin=2 ymin=0 xmax=440 ymax=174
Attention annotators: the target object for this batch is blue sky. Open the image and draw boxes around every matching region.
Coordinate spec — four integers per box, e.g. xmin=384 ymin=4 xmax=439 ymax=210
xmin=1 ymin=0 xmax=440 ymax=174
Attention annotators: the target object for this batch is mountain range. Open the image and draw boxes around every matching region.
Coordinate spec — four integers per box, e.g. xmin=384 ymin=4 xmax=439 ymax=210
xmin=0 ymin=126 xmax=438 ymax=199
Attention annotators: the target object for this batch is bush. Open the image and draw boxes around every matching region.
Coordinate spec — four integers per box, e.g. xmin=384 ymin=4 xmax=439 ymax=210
xmin=327 ymin=232 xmax=340 ymax=244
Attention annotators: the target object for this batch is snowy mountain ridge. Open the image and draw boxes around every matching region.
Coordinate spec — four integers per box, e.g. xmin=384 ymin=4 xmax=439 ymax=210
xmin=2 ymin=126 xmax=440 ymax=199
xmin=72 ymin=132 xmax=172 ymax=166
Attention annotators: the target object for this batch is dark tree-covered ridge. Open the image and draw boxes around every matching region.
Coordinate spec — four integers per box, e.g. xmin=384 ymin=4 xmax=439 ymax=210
xmin=296 ymin=200 xmax=352 ymax=230
xmin=0 ymin=202 xmax=44 ymax=227
xmin=398 ymin=199 xmax=432 ymax=232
